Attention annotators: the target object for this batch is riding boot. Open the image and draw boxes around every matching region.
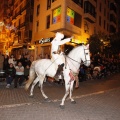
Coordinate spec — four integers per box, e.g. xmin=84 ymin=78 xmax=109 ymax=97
xmin=54 ymin=63 xmax=64 ymax=81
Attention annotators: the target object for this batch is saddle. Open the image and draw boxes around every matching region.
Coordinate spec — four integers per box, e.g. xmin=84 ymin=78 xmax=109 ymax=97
xmin=53 ymin=51 xmax=60 ymax=54
xmin=53 ymin=46 xmax=62 ymax=54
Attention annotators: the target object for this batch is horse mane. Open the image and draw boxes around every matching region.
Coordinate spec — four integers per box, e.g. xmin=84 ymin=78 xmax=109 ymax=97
xmin=68 ymin=45 xmax=83 ymax=58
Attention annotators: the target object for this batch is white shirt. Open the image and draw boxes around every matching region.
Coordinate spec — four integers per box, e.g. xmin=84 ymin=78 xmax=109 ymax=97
xmin=15 ymin=66 xmax=24 ymax=75
xmin=51 ymin=38 xmax=71 ymax=53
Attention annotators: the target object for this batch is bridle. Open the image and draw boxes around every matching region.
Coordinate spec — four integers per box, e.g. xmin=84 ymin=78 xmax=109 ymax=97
xmin=65 ymin=46 xmax=90 ymax=65
xmin=83 ymin=47 xmax=91 ymax=65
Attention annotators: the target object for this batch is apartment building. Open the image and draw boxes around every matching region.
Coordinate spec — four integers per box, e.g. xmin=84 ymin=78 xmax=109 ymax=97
xmin=1 ymin=0 xmax=118 ymax=57
xmin=7 ymin=0 xmax=34 ymax=56
xmin=32 ymin=0 xmax=118 ymax=59
xmin=0 ymin=0 xmax=8 ymax=53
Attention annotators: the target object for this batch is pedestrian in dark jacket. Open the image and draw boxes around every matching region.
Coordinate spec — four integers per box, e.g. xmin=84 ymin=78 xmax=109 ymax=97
xmin=3 ymin=54 xmax=9 ymax=71
xmin=24 ymin=64 xmax=30 ymax=81
xmin=6 ymin=63 xmax=16 ymax=88
xmin=78 ymin=65 xmax=86 ymax=82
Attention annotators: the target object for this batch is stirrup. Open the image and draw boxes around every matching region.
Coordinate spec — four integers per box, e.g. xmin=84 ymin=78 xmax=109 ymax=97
xmin=54 ymin=74 xmax=59 ymax=81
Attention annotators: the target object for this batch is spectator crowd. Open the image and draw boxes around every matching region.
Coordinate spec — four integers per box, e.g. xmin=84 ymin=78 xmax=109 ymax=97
xmin=78 ymin=53 xmax=120 ymax=82
xmin=0 ymin=52 xmax=32 ymax=88
xmin=0 ymin=51 xmax=120 ymax=89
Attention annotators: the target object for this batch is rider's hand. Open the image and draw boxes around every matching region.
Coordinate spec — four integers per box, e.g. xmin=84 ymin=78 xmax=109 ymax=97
xmin=70 ymin=36 xmax=74 ymax=41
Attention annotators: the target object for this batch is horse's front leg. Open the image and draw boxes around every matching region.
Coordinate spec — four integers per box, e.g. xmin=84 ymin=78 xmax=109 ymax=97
xmin=30 ymin=77 xmax=39 ymax=97
xmin=60 ymin=79 xmax=70 ymax=109
xmin=69 ymin=81 xmax=76 ymax=104
xmin=40 ymin=82 xmax=48 ymax=100
xmin=39 ymin=76 xmax=50 ymax=102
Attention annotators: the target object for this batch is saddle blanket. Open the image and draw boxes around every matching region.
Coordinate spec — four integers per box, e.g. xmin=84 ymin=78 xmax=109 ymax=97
xmin=69 ymin=71 xmax=75 ymax=81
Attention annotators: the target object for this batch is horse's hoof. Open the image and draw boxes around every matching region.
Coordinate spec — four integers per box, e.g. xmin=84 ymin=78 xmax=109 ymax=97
xmin=44 ymin=98 xmax=51 ymax=102
xmin=29 ymin=95 xmax=34 ymax=98
xmin=71 ymin=101 xmax=76 ymax=104
xmin=59 ymin=105 xmax=65 ymax=109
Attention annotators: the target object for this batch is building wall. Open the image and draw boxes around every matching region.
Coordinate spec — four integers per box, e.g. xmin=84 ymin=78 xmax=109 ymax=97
xmin=33 ymin=0 xmax=115 ymax=59
xmin=2 ymin=0 xmax=118 ymax=59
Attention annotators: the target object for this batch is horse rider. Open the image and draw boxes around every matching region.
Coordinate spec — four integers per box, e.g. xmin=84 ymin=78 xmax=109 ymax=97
xmin=51 ymin=32 xmax=72 ymax=80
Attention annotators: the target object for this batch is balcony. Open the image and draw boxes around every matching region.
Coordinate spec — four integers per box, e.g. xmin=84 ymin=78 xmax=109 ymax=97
xmin=84 ymin=10 xmax=96 ymax=23
xmin=84 ymin=1 xmax=96 ymax=23
xmin=24 ymin=30 xmax=32 ymax=41
xmin=20 ymin=22 xmax=25 ymax=28
xmin=110 ymin=14 xmax=117 ymax=27
xmin=110 ymin=3 xmax=117 ymax=14
xmin=109 ymin=21 xmax=117 ymax=29
xmin=15 ymin=10 xmax=21 ymax=18
xmin=21 ymin=5 xmax=27 ymax=13
xmin=12 ymin=15 xmax=16 ymax=20
xmin=84 ymin=0 xmax=96 ymax=7
xmin=109 ymin=25 xmax=116 ymax=33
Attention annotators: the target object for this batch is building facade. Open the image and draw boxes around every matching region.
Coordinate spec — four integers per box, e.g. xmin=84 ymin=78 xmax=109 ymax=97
xmin=32 ymin=0 xmax=118 ymax=59
xmin=0 ymin=0 xmax=9 ymax=54
xmin=0 ymin=0 xmax=118 ymax=58
xmin=1 ymin=0 xmax=34 ymax=57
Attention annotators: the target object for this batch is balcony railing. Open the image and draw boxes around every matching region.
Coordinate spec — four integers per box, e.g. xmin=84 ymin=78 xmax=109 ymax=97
xmin=20 ymin=22 xmax=26 ymax=28
xmin=21 ymin=5 xmax=27 ymax=13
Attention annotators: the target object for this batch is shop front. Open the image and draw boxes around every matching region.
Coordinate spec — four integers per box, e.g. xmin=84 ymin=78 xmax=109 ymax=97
xmin=34 ymin=37 xmax=53 ymax=60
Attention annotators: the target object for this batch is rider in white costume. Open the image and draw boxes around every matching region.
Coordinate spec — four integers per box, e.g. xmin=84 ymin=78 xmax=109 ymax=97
xmin=51 ymin=32 xmax=72 ymax=80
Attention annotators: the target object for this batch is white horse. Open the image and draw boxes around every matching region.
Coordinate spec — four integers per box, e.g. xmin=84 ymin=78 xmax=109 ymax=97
xmin=25 ymin=44 xmax=90 ymax=108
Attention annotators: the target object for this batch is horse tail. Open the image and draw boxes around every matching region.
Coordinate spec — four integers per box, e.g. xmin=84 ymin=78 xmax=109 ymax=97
xmin=25 ymin=61 xmax=36 ymax=90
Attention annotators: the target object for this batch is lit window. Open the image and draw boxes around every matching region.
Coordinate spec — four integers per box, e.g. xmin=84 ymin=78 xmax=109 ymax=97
xmin=52 ymin=7 xmax=61 ymax=24
xmin=36 ymin=21 xmax=39 ymax=32
xmin=37 ymin=4 xmax=40 ymax=16
xmin=66 ymin=7 xmax=82 ymax=28
xmin=47 ymin=0 xmax=51 ymax=10
xmin=46 ymin=15 xmax=50 ymax=29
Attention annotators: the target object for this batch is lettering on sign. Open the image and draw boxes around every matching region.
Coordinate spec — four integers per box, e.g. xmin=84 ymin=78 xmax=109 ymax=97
xmin=39 ymin=38 xmax=51 ymax=44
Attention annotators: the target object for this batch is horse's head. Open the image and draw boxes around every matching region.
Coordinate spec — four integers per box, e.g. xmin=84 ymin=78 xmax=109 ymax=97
xmin=81 ymin=44 xmax=91 ymax=67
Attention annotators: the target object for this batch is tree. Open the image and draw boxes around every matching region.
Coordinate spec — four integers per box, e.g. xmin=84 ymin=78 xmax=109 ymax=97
xmin=88 ymin=34 xmax=103 ymax=54
xmin=109 ymin=33 xmax=120 ymax=54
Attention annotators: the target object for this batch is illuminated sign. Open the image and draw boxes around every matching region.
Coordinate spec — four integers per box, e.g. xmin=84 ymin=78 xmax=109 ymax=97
xmin=53 ymin=7 xmax=61 ymax=24
xmin=66 ymin=8 xmax=75 ymax=24
xmin=71 ymin=39 xmax=81 ymax=44
xmin=39 ymin=38 xmax=51 ymax=44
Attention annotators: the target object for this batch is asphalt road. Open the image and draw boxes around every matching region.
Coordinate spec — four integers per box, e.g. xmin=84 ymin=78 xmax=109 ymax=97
xmin=0 ymin=73 xmax=120 ymax=120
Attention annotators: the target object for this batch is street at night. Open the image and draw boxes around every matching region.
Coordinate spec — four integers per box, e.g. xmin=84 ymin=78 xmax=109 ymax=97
xmin=0 ymin=0 xmax=120 ymax=120
xmin=0 ymin=73 xmax=120 ymax=120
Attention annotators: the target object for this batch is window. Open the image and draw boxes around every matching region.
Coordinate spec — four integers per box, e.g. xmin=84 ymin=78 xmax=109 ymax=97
xmin=84 ymin=1 xmax=96 ymax=18
xmin=66 ymin=7 xmax=82 ymax=28
xmin=104 ymin=0 xmax=106 ymax=4
xmin=104 ymin=8 xmax=106 ymax=16
xmin=30 ymin=15 xmax=33 ymax=22
xmin=37 ymin=4 xmax=40 ymax=16
xmin=110 ymin=25 xmax=116 ymax=33
xmin=110 ymin=3 xmax=117 ymax=14
xmin=74 ymin=12 xmax=82 ymax=28
xmin=72 ymin=0 xmax=83 ymax=8
xmin=52 ymin=0 xmax=57 ymax=2
xmin=110 ymin=14 xmax=116 ymax=24
xmin=46 ymin=15 xmax=50 ymax=29
xmin=47 ymin=0 xmax=51 ymax=10
xmin=107 ymin=12 xmax=109 ymax=20
xmin=66 ymin=8 xmax=75 ymax=25
xmin=53 ymin=7 xmax=61 ymax=24
xmin=99 ymin=16 xmax=101 ymax=26
xmin=104 ymin=20 xmax=106 ymax=29
xmin=99 ymin=3 xmax=101 ymax=12
xmin=107 ymin=23 xmax=109 ymax=31
xmin=36 ymin=21 xmax=39 ymax=32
